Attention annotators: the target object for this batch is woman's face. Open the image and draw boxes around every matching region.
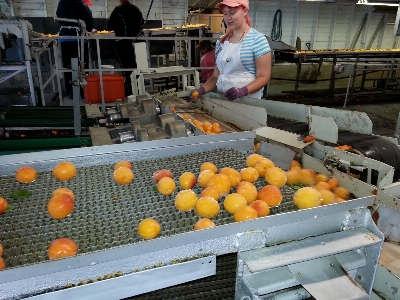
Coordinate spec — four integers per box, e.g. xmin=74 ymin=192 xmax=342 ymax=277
xmin=222 ymin=6 xmax=246 ymax=30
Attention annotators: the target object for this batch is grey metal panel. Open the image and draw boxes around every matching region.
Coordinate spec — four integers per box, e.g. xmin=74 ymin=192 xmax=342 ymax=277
xmin=373 ymin=264 xmax=400 ymax=300
xmin=309 ymin=114 xmax=339 ymax=144
xmin=258 ymin=142 xmax=295 ymax=170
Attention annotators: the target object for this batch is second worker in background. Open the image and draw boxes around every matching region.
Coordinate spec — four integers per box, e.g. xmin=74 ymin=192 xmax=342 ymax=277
xmin=108 ymin=0 xmax=144 ymax=96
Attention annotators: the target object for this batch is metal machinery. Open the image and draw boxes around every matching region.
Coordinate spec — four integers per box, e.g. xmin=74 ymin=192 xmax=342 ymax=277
xmin=2 ymin=87 xmax=400 ymax=299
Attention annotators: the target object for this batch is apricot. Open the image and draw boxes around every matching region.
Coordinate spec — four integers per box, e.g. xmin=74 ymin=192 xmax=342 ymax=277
xmin=114 ymin=161 xmax=132 ymax=170
xmin=234 ymin=206 xmax=258 ymax=222
xmin=48 ymin=238 xmax=78 ymax=259
xmin=0 ymin=258 xmax=5 ymax=270
xmin=254 ymin=158 xmax=275 ymax=177
xmin=249 ymin=200 xmax=270 ymax=217
xmin=257 ymin=185 xmax=283 ymax=207
xmin=240 ymin=167 xmax=259 ymax=183
xmin=335 ymin=197 xmax=345 ymax=203
xmin=198 ymin=170 xmax=216 ymax=187
xmin=113 ymin=166 xmax=134 ymax=185
xmin=195 ymin=196 xmax=220 ymax=218
xmin=265 ymin=167 xmax=287 ymax=187
xmin=314 ymin=181 xmax=331 ymax=191
xmin=157 ymin=177 xmax=176 ymax=196
xmin=207 ymin=173 xmax=231 ymax=196
xmin=327 ymin=178 xmax=339 ymax=190
xmin=286 ymin=169 xmax=302 ymax=185
xmin=179 ymin=172 xmax=197 ymax=190
xmin=152 ymin=169 xmax=173 ymax=183
xmin=52 ymin=187 xmax=75 ymax=201
xmin=236 ymin=181 xmax=258 ymax=204
xmin=315 ymin=173 xmax=329 ymax=182
xmin=192 ymin=90 xmax=199 ymax=100
xmin=245 ymin=153 xmax=264 ymax=167
xmin=15 ymin=166 xmax=38 ymax=183
xmin=200 ymin=186 xmax=220 ymax=201
xmin=320 ymin=189 xmax=336 ymax=205
xmin=0 ymin=243 xmax=3 ymax=256
xmin=137 ymin=218 xmax=161 ymax=239
xmin=194 ymin=218 xmax=216 ymax=230
xmin=220 ymin=167 xmax=241 ymax=187
xmin=0 ymin=197 xmax=8 ymax=214
xmin=290 ymin=160 xmax=302 ymax=170
xmin=203 ymin=122 xmax=212 ymax=132
xmin=53 ymin=162 xmax=77 ymax=181
xmin=47 ymin=194 xmax=74 ymax=219
xmin=297 ymin=169 xmax=316 ymax=186
xmin=200 ymin=162 xmax=218 ymax=173
xmin=182 ymin=114 xmax=190 ymax=120
xmin=223 ymin=193 xmax=247 ymax=214
xmin=175 ymin=189 xmax=198 ymax=211
xmin=293 ymin=187 xmax=322 ymax=209
xmin=212 ymin=123 xmax=221 ymax=134
xmin=333 ymin=186 xmax=350 ymax=200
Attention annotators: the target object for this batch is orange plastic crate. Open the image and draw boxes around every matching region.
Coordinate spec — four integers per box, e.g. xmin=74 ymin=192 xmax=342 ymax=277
xmin=84 ymin=74 xmax=125 ymax=103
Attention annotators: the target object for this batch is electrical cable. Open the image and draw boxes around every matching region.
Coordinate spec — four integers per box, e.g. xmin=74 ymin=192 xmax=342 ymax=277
xmin=134 ymin=0 xmax=155 ymax=42
xmin=271 ymin=9 xmax=282 ymax=41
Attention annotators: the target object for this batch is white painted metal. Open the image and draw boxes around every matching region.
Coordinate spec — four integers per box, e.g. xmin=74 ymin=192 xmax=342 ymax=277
xmin=309 ymin=114 xmax=338 ymax=144
xmin=255 ymin=126 xmax=307 ymax=149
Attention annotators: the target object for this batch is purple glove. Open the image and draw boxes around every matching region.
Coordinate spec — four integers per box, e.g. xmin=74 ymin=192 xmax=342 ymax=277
xmin=224 ymin=86 xmax=249 ymax=101
xmin=189 ymin=86 xmax=206 ymax=103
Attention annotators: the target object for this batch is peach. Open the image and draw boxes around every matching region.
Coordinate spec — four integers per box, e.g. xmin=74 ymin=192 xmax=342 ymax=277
xmin=0 ymin=243 xmax=3 ymax=257
xmin=249 ymin=200 xmax=270 ymax=217
xmin=200 ymin=186 xmax=220 ymax=201
xmin=333 ymin=186 xmax=350 ymax=200
xmin=138 ymin=218 xmax=161 ymax=239
xmin=157 ymin=177 xmax=176 ymax=196
xmin=179 ymin=172 xmax=197 ymax=189
xmin=47 ymin=194 xmax=74 ymax=219
xmin=219 ymin=167 xmax=241 ymax=187
xmin=257 ymin=185 xmax=283 ymax=207
xmin=48 ymin=238 xmax=78 ymax=259
xmin=286 ymin=169 xmax=302 ymax=185
xmin=15 ymin=166 xmax=38 ymax=183
xmin=114 ymin=161 xmax=132 ymax=170
xmin=152 ymin=169 xmax=173 ymax=183
xmin=234 ymin=206 xmax=258 ymax=222
xmin=327 ymin=178 xmax=339 ymax=190
xmin=265 ymin=167 xmax=287 ymax=187
xmin=200 ymin=162 xmax=218 ymax=173
xmin=320 ymin=189 xmax=336 ymax=205
xmin=290 ymin=160 xmax=302 ymax=170
xmin=236 ymin=181 xmax=258 ymax=204
xmin=212 ymin=123 xmax=221 ymax=134
xmin=52 ymin=187 xmax=75 ymax=201
xmin=254 ymin=158 xmax=275 ymax=177
xmin=198 ymin=170 xmax=216 ymax=188
xmin=195 ymin=196 xmax=220 ymax=218
xmin=206 ymin=173 xmax=231 ymax=196
xmin=113 ymin=167 xmax=134 ymax=185
xmin=0 ymin=197 xmax=8 ymax=214
xmin=314 ymin=181 xmax=331 ymax=191
xmin=223 ymin=193 xmax=247 ymax=214
xmin=53 ymin=162 xmax=77 ymax=181
xmin=175 ymin=190 xmax=198 ymax=212
xmin=240 ymin=167 xmax=259 ymax=183
xmin=335 ymin=197 xmax=345 ymax=203
xmin=297 ymin=169 xmax=316 ymax=186
xmin=0 ymin=257 xmax=4 ymax=269
xmin=293 ymin=187 xmax=322 ymax=209
xmin=245 ymin=153 xmax=264 ymax=167
xmin=315 ymin=173 xmax=329 ymax=182
xmin=194 ymin=218 xmax=216 ymax=230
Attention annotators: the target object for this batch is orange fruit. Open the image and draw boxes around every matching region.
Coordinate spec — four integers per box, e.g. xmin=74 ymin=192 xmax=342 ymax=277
xmin=290 ymin=160 xmax=302 ymax=170
xmin=137 ymin=218 xmax=161 ymax=239
xmin=333 ymin=186 xmax=349 ymax=200
xmin=212 ymin=123 xmax=221 ymax=133
xmin=175 ymin=189 xmax=198 ymax=211
xmin=183 ymin=114 xmax=190 ymax=120
xmin=327 ymin=178 xmax=339 ymax=190
xmin=293 ymin=187 xmax=322 ymax=209
xmin=234 ymin=206 xmax=258 ymax=222
xmin=206 ymin=173 xmax=231 ymax=196
xmin=0 ymin=243 xmax=3 ymax=256
xmin=157 ymin=177 xmax=176 ymax=196
xmin=315 ymin=173 xmax=329 ymax=182
xmin=52 ymin=187 xmax=75 ymax=201
xmin=200 ymin=162 xmax=218 ymax=173
xmin=113 ymin=166 xmax=134 ymax=185
xmin=223 ymin=193 xmax=247 ymax=214
xmin=114 ymin=161 xmax=132 ymax=170
xmin=335 ymin=197 xmax=345 ymax=203
xmin=0 ymin=197 xmax=8 ymax=214
xmin=249 ymin=200 xmax=270 ymax=217
xmin=0 ymin=258 xmax=5 ymax=269
xmin=320 ymin=189 xmax=336 ymax=205
xmin=240 ymin=167 xmax=259 ymax=183
xmin=194 ymin=218 xmax=216 ymax=230
xmin=254 ymin=142 xmax=261 ymax=153
xmin=200 ymin=186 xmax=220 ymax=201
xmin=15 ymin=166 xmax=37 ymax=183
xmin=314 ymin=181 xmax=331 ymax=191
xmin=254 ymin=158 xmax=275 ymax=177
xmin=203 ymin=122 xmax=212 ymax=132
xmin=286 ymin=169 xmax=302 ymax=185
xmin=192 ymin=90 xmax=199 ymax=100
xmin=236 ymin=181 xmax=258 ymax=204
xmin=53 ymin=162 xmax=77 ymax=181
xmin=195 ymin=196 xmax=220 ymax=218
xmin=219 ymin=167 xmax=241 ymax=187
xmin=179 ymin=172 xmax=197 ymax=189
xmin=47 ymin=194 xmax=74 ymax=219
xmin=198 ymin=170 xmax=216 ymax=187
xmin=245 ymin=153 xmax=264 ymax=167
xmin=152 ymin=169 xmax=173 ymax=183
xmin=265 ymin=167 xmax=287 ymax=187
xmin=297 ymin=169 xmax=316 ymax=186
xmin=48 ymin=238 xmax=78 ymax=259
xmin=257 ymin=185 xmax=283 ymax=207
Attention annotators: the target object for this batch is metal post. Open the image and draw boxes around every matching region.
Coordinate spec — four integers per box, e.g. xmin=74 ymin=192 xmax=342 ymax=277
xmin=48 ymin=49 xmax=56 ymax=95
xmin=35 ymin=52 xmax=45 ymax=106
xmin=53 ymin=40 xmax=63 ymax=106
xmin=329 ymin=56 xmax=337 ymax=93
xmin=71 ymin=58 xmax=82 ymax=136
xmin=25 ymin=61 xmax=36 ymax=106
xmin=343 ymin=74 xmax=352 ymax=108
xmin=95 ymin=37 xmax=106 ymax=113
xmin=295 ymin=58 xmax=302 ymax=91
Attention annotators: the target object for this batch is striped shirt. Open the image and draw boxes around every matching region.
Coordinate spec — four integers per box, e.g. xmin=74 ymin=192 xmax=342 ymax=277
xmin=216 ymin=28 xmax=271 ymax=74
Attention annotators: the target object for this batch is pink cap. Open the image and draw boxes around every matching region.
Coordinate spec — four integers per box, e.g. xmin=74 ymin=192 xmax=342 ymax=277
xmin=216 ymin=0 xmax=249 ymax=10
xmin=84 ymin=0 xmax=93 ymax=6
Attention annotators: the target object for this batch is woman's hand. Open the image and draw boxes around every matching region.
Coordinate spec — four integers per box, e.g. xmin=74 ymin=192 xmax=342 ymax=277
xmin=189 ymin=86 xmax=206 ymax=103
xmin=224 ymin=86 xmax=248 ymax=101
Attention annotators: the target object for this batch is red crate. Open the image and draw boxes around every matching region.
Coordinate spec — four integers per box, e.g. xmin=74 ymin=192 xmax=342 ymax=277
xmin=84 ymin=74 xmax=125 ymax=103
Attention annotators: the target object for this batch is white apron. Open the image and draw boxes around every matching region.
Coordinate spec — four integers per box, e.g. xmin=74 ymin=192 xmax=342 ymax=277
xmin=216 ymin=40 xmax=262 ymax=99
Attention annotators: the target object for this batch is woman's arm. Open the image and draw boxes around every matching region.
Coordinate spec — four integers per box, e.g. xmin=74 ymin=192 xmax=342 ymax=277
xmin=246 ymin=52 xmax=272 ymax=94
xmin=201 ymin=67 xmax=219 ymax=93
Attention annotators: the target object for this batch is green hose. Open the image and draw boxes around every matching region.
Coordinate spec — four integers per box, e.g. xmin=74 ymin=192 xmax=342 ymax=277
xmin=271 ymin=9 xmax=282 ymax=41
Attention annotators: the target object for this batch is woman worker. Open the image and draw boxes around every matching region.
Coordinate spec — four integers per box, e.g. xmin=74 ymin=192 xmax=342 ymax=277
xmin=190 ymin=0 xmax=271 ymax=101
